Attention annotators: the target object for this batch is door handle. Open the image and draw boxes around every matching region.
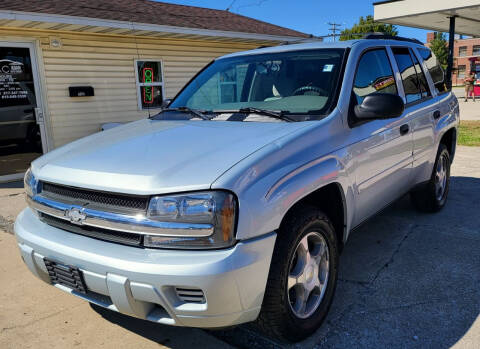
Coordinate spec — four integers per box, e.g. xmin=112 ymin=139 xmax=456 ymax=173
xmin=433 ymin=110 xmax=441 ymax=119
xmin=400 ymin=124 xmax=409 ymax=135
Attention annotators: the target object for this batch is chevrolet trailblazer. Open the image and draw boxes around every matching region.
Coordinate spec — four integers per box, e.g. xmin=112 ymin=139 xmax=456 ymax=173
xmin=15 ymin=35 xmax=459 ymax=342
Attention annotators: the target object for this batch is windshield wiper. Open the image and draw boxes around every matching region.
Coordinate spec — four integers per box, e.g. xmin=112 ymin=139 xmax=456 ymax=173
xmin=159 ymin=107 xmax=212 ymax=120
xmin=217 ymin=107 xmax=295 ymax=122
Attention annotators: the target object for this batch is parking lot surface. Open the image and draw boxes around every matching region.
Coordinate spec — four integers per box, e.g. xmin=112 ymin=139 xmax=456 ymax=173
xmin=453 ymin=87 xmax=480 ymax=121
xmin=1 ymin=146 xmax=479 ymax=349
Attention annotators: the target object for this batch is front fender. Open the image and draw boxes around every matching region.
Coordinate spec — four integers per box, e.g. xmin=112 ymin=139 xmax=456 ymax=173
xmin=211 ymin=117 xmax=354 ymax=241
xmin=232 ymin=151 xmax=351 ymax=241
xmin=265 ymin=155 xmax=346 ymax=211
xmin=265 ymin=154 xmax=352 ymax=240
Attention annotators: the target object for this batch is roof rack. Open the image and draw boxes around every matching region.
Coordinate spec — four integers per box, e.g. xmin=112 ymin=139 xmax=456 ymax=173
xmin=256 ymin=36 xmax=322 ymax=49
xmin=363 ymin=33 xmax=424 ymax=45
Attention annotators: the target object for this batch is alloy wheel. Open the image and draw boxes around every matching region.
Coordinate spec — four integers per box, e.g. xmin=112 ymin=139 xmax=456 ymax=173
xmin=287 ymin=231 xmax=330 ymax=319
xmin=435 ymin=153 xmax=448 ymax=201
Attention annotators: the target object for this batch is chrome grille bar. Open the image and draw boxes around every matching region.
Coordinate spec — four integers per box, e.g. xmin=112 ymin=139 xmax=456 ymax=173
xmin=27 ymin=195 xmax=214 ymax=237
xmin=40 ymin=213 xmax=143 ymax=247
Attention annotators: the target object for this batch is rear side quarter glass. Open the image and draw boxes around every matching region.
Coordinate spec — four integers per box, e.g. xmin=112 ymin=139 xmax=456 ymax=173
xmin=417 ymin=48 xmax=448 ymax=94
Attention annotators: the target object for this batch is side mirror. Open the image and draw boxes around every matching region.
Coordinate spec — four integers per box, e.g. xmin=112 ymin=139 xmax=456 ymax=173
xmin=161 ymin=98 xmax=172 ymax=109
xmin=354 ymin=93 xmax=404 ymax=120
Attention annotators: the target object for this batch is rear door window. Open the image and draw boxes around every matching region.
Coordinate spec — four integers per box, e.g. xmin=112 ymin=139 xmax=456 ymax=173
xmin=410 ymin=49 xmax=431 ymax=99
xmin=392 ymin=47 xmax=423 ymax=104
xmin=353 ymin=49 xmax=398 ymax=105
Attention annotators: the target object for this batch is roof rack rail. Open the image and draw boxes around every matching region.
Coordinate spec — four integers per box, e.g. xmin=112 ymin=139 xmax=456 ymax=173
xmin=363 ymin=33 xmax=423 ymax=45
xmin=256 ymin=38 xmax=318 ymax=49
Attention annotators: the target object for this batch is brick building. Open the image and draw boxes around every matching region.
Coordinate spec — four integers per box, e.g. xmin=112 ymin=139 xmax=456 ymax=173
xmin=427 ymin=32 xmax=480 ymax=86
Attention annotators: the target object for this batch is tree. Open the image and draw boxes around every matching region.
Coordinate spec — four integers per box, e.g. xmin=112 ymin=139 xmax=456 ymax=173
xmin=429 ymin=32 xmax=448 ymax=69
xmin=339 ymin=15 xmax=398 ymax=41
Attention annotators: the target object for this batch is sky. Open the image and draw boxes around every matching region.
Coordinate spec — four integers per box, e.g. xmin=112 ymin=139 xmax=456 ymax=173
xmin=159 ymin=0 xmax=431 ymax=43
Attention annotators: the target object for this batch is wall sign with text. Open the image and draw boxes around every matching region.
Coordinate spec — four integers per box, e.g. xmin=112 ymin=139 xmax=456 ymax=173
xmin=0 ymin=48 xmax=36 ymax=108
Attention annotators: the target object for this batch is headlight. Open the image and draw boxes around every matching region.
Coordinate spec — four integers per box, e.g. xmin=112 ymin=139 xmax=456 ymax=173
xmin=24 ymin=168 xmax=37 ymax=197
xmin=144 ymin=191 xmax=237 ymax=249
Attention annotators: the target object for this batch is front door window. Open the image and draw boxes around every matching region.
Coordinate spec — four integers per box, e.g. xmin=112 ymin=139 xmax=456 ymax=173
xmin=353 ymin=48 xmax=398 ymax=105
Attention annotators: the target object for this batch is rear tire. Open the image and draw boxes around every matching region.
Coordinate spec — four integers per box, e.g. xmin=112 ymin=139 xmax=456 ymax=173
xmin=256 ymin=206 xmax=339 ymax=342
xmin=410 ymin=144 xmax=450 ymax=212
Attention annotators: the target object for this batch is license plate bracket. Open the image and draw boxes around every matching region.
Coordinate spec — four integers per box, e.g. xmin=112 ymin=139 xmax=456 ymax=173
xmin=44 ymin=258 xmax=87 ymax=294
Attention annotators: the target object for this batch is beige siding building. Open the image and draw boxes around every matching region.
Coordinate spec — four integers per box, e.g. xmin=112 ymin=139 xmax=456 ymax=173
xmin=0 ymin=0 xmax=310 ymax=180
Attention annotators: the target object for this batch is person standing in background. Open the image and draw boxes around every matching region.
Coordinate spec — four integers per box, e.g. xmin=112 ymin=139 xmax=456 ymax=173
xmin=464 ymin=71 xmax=476 ymax=102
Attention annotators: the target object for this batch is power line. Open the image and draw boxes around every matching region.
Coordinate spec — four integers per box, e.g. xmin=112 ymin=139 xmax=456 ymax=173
xmin=328 ymin=22 xmax=343 ymax=42
xmin=236 ymin=0 xmax=269 ymax=12
xmin=226 ymin=0 xmax=237 ymax=11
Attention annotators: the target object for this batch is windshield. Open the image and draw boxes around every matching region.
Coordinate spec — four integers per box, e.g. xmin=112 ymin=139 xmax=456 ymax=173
xmin=169 ymin=49 xmax=346 ymax=119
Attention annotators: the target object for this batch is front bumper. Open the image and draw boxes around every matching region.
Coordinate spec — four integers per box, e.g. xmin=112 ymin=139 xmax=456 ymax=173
xmin=14 ymin=208 xmax=276 ymax=328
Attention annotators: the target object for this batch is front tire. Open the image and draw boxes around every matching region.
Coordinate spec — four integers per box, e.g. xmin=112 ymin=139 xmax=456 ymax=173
xmin=256 ymin=206 xmax=339 ymax=342
xmin=410 ymin=143 xmax=451 ymax=212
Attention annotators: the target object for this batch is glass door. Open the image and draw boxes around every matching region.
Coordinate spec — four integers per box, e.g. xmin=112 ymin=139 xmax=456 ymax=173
xmin=0 ymin=44 xmax=44 ymax=179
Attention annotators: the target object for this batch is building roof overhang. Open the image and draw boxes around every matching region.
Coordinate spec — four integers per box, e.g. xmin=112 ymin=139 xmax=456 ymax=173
xmin=0 ymin=10 xmax=315 ymax=44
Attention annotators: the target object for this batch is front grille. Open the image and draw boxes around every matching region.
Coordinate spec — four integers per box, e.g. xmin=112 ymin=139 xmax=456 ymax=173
xmin=41 ymin=182 xmax=149 ymax=213
xmin=40 ymin=213 xmax=142 ymax=247
xmin=44 ymin=258 xmax=87 ymax=294
xmin=175 ymin=287 xmax=206 ymax=304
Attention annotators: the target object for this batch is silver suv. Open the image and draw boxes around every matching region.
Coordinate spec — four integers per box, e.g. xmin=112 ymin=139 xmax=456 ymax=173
xmin=15 ymin=36 xmax=459 ymax=342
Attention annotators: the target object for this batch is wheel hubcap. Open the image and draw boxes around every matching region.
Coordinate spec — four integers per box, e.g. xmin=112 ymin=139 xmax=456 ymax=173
xmin=434 ymin=154 xmax=448 ymax=201
xmin=287 ymin=231 xmax=329 ymax=319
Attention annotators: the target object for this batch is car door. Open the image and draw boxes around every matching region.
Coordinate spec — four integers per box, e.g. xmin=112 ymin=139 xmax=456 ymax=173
xmin=349 ymin=47 xmax=414 ymax=226
xmin=409 ymin=47 xmax=449 ymax=183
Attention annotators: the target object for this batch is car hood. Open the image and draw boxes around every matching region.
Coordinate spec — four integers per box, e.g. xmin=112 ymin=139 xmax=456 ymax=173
xmin=33 ymin=119 xmax=307 ymax=195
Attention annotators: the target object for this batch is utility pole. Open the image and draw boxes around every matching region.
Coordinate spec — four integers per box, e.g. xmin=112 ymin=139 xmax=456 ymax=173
xmin=328 ymin=22 xmax=342 ymax=42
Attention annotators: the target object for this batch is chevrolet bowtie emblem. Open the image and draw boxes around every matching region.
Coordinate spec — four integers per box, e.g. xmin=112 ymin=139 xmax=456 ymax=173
xmin=65 ymin=207 xmax=87 ymax=225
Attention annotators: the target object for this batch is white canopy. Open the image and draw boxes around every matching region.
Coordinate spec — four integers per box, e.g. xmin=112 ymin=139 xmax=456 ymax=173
xmin=374 ymin=0 xmax=480 ymax=37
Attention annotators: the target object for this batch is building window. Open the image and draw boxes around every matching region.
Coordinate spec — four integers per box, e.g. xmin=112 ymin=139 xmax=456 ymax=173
xmin=135 ymin=60 xmax=164 ymax=110
xmin=473 ymin=45 xmax=480 ymax=56
xmin=458 ymin=46 xmax=467 ymax=57
xmin=218 ymin=67 xmax=238 ymax=103
xmin=457 ymin=65 xmax=466 ymax=79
